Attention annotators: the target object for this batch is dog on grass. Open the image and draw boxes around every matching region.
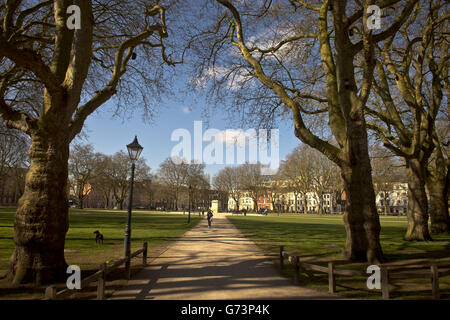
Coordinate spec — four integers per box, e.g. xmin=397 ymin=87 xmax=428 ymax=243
xmin=93 ymin=230 xmax=104 ymax=244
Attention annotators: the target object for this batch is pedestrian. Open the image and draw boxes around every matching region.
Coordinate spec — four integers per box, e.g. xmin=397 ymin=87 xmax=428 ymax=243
xmin=207 ymin=209 xmax=213 ymax=228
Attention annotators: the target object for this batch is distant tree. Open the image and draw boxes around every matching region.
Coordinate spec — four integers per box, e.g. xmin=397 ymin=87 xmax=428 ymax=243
xmin=185 ymin=163 xmax=209 ymax=209
xmin=68 ymin=143 xmax=97 ymax=209
xmin=239 ymin=163 xmax=266 ymax=211
xmin=0 ymin=121 xmax=29 ymax=182
xmin=281 ymin=144 xmax=339 ymax=214
xmin=266 ymin=174 xmax=285 ymax=214
xmin=370 ymin=144 xmax=407 ymax=216
xmin=0 ymin=122 xmax=29 ymax=204
xmin=213 ymin=166 xmax=245 ymax=212
xmin=90 ymin=154 xmax=114 ymax=209
xmin=108 ymin=151 xmax=150 ymax=210
xmin=309 ymin=149 xmax=340 ymax=215
xmin=280 ymin=145 xmax=314 ymax=213
xmin=158 ymin=157 xmax=189 ymax=210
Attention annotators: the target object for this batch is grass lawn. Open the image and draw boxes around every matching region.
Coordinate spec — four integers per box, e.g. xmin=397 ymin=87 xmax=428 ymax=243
xmin=0 ymin=207 xmax=201 ymax=299
xmin=228 ymin=213 xmax=450 ymax=300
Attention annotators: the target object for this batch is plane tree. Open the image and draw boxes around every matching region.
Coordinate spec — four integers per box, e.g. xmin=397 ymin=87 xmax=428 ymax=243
xmin=190 ymin=0 xmax=417 ymax=263
xmin=366 ymin=0 xmax=449 ymax=237
xmin=0 ymin=0 xmax=176 ymax=285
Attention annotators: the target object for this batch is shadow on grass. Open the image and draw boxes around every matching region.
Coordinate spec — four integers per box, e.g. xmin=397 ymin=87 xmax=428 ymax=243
xmin=228 ymin=215 xmax=450 ymax=300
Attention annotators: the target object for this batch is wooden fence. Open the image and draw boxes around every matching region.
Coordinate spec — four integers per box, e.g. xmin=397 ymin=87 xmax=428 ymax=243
xmin=279 ymin=245 xmax=450 ymax=299
xmin=45 ymin=242 xmax=148 ymax=300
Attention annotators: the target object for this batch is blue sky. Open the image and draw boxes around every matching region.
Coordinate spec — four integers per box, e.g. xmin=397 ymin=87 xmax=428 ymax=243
xmin=82 ymin=92 xmax=301 ymax=178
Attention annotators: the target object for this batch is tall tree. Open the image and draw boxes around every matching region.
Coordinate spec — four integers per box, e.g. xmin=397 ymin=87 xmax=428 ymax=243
xmin=366 ymin=0 xmax=448 ymax=238
xmin=192 ymin=0 xmax=417 ymax=262
xmin=426 ymin=119 xmax=450 ymax=233
xmin=0 ymin=0 xmax=174 ymax=284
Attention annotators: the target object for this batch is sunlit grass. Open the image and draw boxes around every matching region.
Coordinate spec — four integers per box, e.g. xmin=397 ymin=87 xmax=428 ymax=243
xmin=228 ymin=213 xmax=450 ymax=299
xmin=0 ymin=207 xmax=201 ymax=274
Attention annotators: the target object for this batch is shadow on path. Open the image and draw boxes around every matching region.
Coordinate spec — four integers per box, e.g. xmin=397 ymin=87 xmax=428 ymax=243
xmin=110 ymin=214 xmax=336 ymax=300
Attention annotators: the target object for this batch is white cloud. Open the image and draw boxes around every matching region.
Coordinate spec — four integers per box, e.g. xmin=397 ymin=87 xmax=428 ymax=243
xmin=181 ymin=106 xmax=192 ymax=114
xmin=210 ymin=129 xmax=257 ymax=147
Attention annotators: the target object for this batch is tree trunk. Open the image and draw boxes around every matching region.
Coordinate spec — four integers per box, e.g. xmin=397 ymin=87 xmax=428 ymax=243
xmin=294 ymin=192 xmax=298 ymax=213
xmin=103 ymin=192 xmax=109 ymax=209
xmin=7 ymin=133 xmax=69 ymax=285
xmin=318 ymin=192 xmax=324 ymax=215
xmin=341 ymin=163 xmax=384 ymax=263
xmin=405 ymin=159 xmax=432 ymax=241
xmin=340 ymin=124 xmax=384 ymax=263
xmin=384 ymin=192 xmax=389 ymax=216
xmin=77 ymin=186 xmax=84 ymax=209
xmin=427 ymin=172 xmax=449 ymax=234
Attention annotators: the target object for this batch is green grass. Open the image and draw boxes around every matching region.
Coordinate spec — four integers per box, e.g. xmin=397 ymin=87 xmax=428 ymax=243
xmin=228 ymin=213 xmax=450 ymax=299
xmin=0 ymin=207 xmax=201 ymax=275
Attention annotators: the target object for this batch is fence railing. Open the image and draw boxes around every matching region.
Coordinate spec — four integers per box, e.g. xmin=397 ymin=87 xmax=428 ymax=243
xmin=279 ymin=245 xmax=450 ymax=299
xmin=45 ymin=242 xmax=148 ymax=300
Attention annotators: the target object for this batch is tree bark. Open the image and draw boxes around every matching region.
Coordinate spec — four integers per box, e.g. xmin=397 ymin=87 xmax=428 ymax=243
xmin=7 ymin=132 xmax=69 ymax=285
xmin=405 ymin=159 xmax=432 ymax=241
xmin=77 ymin=184 xmax=84 ymax=209
xmin=340 ymin=124 xmax=384 ymax=264
xmin=427 ymin=171 xmax=449 ymax=234
xmin=341 ymin=162 xmax=384 ymax=263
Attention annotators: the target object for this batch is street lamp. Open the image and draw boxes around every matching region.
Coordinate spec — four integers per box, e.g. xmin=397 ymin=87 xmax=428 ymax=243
xmin=188 ymin=185 xmax=192 ymax=223
xmin=123 ymin=136 xmax=143 ymax=258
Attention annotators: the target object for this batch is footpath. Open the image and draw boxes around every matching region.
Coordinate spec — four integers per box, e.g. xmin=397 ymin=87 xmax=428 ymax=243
xmin=110 ymin=213 xmax=335 ymax=299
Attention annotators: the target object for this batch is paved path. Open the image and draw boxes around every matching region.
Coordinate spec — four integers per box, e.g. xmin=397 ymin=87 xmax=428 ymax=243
xmin=110 ymin=214 xmax=335 ymax=300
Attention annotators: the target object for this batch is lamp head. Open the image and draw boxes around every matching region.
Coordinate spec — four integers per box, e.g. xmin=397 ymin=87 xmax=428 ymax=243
xmin=127 ymin=136 xmax=143 ymax=162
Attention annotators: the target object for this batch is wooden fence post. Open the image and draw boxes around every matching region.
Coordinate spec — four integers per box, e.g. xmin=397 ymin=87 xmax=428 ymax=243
xmin=125 ymin=255 xmax=131 ymax=280
xmin=143 ymin=242 xmax=148 ymax=266
xmin=328 ymin=262 xmax=336 ymax=294
xmin=45 ymin=285 xmax=57 ymax=300
xmin=380 ymin=266 xmax=390 ymax=300
xmin=294 ymin=256 xmax=300 ymax=285
xmin=431 ymin=263 xmax=440 ymax=300
xmin=279 ymin=245 xmax=284 ymax=269
xmin=97 ymin=263 xmax=107 ymax=300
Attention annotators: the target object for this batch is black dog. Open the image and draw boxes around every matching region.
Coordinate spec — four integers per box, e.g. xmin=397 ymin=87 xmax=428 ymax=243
xmin=93 ymin=230 xmax=104 ymax=244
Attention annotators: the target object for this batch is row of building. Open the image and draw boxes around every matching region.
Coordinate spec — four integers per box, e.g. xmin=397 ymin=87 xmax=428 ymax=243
xmin=227 ymin=182 xmax=409 ymax=215
xmin=0 ymin=166 xmax=409 ymax=216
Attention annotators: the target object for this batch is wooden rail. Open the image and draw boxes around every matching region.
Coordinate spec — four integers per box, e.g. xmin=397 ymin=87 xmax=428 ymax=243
xmin=45 ymin=242 xmax=148 ymax=300
xmin=279 ymin=245 xmax=450 ymax=299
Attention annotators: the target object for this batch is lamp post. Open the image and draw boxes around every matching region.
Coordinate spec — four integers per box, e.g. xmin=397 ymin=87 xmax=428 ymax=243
xmin=188 ymin=185 xmax=192 ymax=223
xmin=123 ymin=136 xmax=143 ymax=258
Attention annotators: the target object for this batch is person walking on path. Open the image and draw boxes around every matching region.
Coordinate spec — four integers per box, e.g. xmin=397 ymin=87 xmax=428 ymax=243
xmin=207 ymin=209 xmax=214 ymax=228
